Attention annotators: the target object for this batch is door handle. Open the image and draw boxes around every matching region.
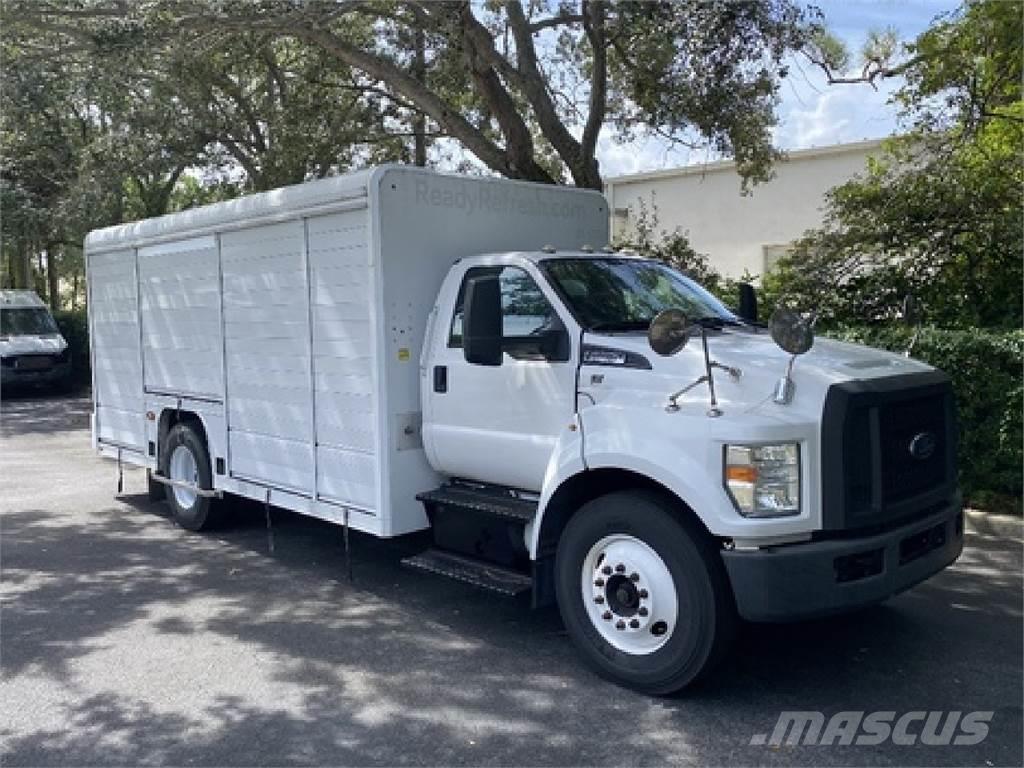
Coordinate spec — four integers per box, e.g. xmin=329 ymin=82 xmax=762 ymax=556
xmin=433 ymin=365 xmax=448 ymax=393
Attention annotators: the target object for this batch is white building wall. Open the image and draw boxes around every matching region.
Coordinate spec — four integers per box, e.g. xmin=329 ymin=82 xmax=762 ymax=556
xmin=605 ymin=139 xmax=884 ymax=280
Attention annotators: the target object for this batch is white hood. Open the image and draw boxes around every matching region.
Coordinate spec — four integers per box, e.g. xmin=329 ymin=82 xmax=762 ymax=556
xmin=0 ymin=334 xmax=67 ymax=357
xmin=582 ymin=327 xmax=934 ymax=420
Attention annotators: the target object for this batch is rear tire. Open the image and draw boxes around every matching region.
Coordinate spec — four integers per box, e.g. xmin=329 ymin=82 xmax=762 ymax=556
xmin=160 ymin=423 xmax=218 ymax=532
xmin=555 ymin=490 xmax=736 ymax=694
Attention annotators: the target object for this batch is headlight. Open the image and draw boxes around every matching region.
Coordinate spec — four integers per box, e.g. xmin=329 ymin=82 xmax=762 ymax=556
xmin=724 ymin=443 xmax=800 ymax=517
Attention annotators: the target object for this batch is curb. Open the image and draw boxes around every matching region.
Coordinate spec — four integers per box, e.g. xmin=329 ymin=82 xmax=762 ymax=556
xmin=964 ymin=508 xmax=1023 ymax=541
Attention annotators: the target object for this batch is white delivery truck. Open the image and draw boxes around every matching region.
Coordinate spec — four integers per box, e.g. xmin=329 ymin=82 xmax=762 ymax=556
xmin=86 ymin=166 xmax=962 ymax=693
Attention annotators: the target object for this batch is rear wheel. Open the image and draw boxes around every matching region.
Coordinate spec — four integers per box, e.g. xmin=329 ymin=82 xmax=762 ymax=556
xmin=161 ymin=423 xmax=218 ymax=531
xmin=555 ymin=490 xmax=736 ymax=694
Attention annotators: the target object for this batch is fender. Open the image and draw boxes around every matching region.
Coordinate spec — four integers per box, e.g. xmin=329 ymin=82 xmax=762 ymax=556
xmin=530 ymin=416 xmax=587 ymax=557
xmin=530 ymin=401 xmax=820 ymax=557
xmin=529 ymin=405 xmax=716 ymax=558
xmin=151 ymin=399 xmax=228 ymax=483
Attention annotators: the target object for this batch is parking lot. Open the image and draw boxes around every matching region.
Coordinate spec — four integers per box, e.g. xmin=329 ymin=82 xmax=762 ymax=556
xmin=2 ymin=393 xmax=1021 ymax=766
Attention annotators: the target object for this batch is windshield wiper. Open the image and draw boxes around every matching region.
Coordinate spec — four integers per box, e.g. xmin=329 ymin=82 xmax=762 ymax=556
xmin=692 ymin=316 xmax=746 ymax=329
xmin=588 ymin=319 xmax=654 ymax=332
xmin=590 ymin=316 xmax=744 ymax=333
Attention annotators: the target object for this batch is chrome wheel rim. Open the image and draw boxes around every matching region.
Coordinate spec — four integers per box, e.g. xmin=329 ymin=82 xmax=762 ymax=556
xmin=581 ymin=534 xmax=678 ymax=655
xmin=168 ymin=444 xmax=199 ymax=510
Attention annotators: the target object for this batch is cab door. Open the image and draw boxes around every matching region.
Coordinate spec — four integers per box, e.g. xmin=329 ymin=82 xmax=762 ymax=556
xmin=423 ymin=260 xmax=577 ymax=492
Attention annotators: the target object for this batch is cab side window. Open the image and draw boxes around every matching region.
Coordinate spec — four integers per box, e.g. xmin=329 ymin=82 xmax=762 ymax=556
xmin=449 ymin=266 xmax=570 ymax=362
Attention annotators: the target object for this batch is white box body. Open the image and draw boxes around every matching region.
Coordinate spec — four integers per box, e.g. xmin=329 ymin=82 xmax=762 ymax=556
xmin=85 ymin=166 xmax=608 ymax=537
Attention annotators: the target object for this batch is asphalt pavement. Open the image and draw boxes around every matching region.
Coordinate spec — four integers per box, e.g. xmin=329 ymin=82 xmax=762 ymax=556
xmin=2 ymin=393 xmax=1021 ymax=766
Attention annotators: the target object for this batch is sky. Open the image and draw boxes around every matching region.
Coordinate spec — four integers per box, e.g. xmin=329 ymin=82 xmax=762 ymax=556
xmin=597 ymin=0 xmax=961 ymax=178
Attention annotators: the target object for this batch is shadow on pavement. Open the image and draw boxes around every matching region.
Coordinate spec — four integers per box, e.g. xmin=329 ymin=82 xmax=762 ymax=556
xmin=1 ymin=393 xmax=92 ymax=437
xmin=3 ymin=487 xmax=1022 ymax=766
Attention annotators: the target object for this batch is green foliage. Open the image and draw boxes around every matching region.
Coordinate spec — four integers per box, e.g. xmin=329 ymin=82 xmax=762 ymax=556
xmin=772 ymin=1 xmax=1023 ymax=331
xmin=613 ymin=195 xmax=723 ymax=291
xmin=829 ymin=326 xmax=1023 ymax=505
xmin=606 ymin=1 xmax=812 ymax=188
xmin=52 ymin=309 xmax=90 ymax=385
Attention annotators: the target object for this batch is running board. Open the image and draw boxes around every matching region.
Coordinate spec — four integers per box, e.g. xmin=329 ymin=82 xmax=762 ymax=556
xmin=402 ymin=549 xmax=533 ymax=598
xmin=417 ymin=483 xmax=536 ymax=524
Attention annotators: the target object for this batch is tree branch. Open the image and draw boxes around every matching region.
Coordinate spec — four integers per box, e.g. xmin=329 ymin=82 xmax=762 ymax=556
xmin=580 ymin=0 xmax=606 ymax=165
xmin=528 ymin=12 xmax=584 ymax=33
xmin=286 ymin=20 xmax=522 ymax=180
xmin=505 ymin=1 xmax=602 ymax=187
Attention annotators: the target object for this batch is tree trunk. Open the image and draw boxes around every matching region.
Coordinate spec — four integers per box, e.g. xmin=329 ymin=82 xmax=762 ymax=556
xmin=14 ymin=246 xmax=30 ymax=289
xmin=46 ymin=243 xmax=61 ymax=310
xmin=412 ymin=26 xmax=427 ymax=167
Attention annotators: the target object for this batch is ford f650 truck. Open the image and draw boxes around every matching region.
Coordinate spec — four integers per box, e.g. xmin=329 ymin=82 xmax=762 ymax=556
xmin=85 ymin=166 xmax=962 ymax=693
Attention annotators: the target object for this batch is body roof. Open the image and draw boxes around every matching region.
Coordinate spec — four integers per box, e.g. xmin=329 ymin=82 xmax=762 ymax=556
xmin=84 ymin=165 xmax=608 ymax=254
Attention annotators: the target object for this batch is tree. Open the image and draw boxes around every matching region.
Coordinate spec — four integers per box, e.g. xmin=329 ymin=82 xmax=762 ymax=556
xmin=8 ymin=0 xmax=818 ymax=190
xmin=0 ymin=12 xmax=204 ymax=303
xmin=766 ymin=0 xmax=1023 ymax=330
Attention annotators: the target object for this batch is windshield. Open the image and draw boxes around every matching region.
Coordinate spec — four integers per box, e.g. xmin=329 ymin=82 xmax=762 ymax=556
xmin=540 ymin=257 xmax=738 ymax=331
xmin=1 ymin=307 xmax=59 ymax=337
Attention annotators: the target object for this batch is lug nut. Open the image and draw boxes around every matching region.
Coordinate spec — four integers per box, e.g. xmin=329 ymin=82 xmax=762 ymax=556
xmin=602 ymin=566 xmax=612 ymax=576
xmin=638 ymin=606 xmax=649 ymax=617
xmin=594 ymin=595 xmax=605 ymax=604
xmin=614 ymin=563 xmax=626 ymax=573
xmin=638 ymin=588 xmax=649 ymax=599
xmin=629 ymin=572 xmax=640 ymax=582
xmin=594 ymin=578 xmax=605 ymax=587
xmin=629 ymin=619 xmax=640 ymax=629
xmin=615 ymin=620 xmax=626 ymax=630
xmin=602 ymin=611 xmax=612 ymax=620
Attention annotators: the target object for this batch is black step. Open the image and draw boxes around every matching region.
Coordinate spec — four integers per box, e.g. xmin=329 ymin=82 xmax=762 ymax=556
xmin=402 ymin=548 xmax=533 ymax=597
xmin=416 ymin=484 xmax=536 ymax=524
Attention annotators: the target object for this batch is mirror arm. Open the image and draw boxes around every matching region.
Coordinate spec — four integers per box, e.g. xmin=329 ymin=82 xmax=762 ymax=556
xmin=773 ymin=354 xmax=798 ymax=405
xmin=700 ymin=326 xmax=722 ymax=417
xmin=666 ymin=375 xmax=709 ymax=412
xmin=710 ymin=361 xmax=742 ymax=379
xmin=666 ymin=326 xmax=729 ymax=417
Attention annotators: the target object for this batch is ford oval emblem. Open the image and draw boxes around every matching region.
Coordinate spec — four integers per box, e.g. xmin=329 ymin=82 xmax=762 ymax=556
xmin=909 ymin=431 xmax=937 ymax=461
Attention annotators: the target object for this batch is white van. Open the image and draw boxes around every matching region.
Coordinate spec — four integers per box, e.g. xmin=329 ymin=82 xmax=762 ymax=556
xmin=0 ymin=290 xmax=72 ymax=389
xmin=85 ymin=166 xmax=962 ymax=693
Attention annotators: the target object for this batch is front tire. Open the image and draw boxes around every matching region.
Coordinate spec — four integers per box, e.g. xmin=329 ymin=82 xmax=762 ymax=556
xmin=555 ymin=490 xmax=736 ymax=694
xmin=161 ymin=423 xmax=218 ymax=532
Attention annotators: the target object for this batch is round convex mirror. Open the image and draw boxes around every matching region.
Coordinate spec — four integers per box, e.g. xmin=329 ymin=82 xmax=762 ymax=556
xmin=769 ymin=307 xmax=814 ymax=355
xmin=648 ymin=309 xmax=691 ymax=356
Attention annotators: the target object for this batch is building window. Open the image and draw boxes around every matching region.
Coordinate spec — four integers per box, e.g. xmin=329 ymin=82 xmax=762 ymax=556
xmin=762 ymin=244 xmax=795 ymax=274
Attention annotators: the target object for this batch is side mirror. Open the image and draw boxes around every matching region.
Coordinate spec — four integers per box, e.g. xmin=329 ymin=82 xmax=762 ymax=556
xmin=648 ymin=309 xmax=691 ymax=356
xmin=463 ymin=275 xmax=503 ymax=366
xmin=769 ymin=307 xmax=814 ymax=355
xmin=737 ymin=282 xmax=758 ymax=324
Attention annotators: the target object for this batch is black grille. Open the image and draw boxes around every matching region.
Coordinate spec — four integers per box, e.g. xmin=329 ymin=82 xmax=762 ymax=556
xmin=879 ymin=394 xmax=947 ymax=503
xmin=822 ymin=372 xmax=957 ymax=531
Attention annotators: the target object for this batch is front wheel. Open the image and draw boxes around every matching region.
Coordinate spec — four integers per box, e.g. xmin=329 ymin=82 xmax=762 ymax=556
xmin=555 ymin=490 xmax=736 ymax=694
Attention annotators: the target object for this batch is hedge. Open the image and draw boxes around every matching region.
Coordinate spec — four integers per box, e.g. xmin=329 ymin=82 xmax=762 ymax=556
xmin=52 ymin=309 xmax=91 ymax=386
xmin=829 ymin=326 xmax=1022 ymax=508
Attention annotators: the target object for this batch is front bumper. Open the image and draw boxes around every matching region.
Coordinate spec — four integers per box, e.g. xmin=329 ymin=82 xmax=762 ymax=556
xmin=0 ymin=360 xmax=72 ymax=386
xmin=721 ymin=501 xmax=963 ymax=622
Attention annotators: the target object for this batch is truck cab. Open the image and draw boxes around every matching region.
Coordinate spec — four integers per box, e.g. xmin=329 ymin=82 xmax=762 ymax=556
xmin=413 ymin=247 xmax=961 ymax=693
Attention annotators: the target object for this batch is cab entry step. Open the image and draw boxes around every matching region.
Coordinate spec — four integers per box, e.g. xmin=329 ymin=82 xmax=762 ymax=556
xmin=416 ymin=483 xmax=537 ymax=524
xmin=402 ymin=548 xmax=533 ymax=597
